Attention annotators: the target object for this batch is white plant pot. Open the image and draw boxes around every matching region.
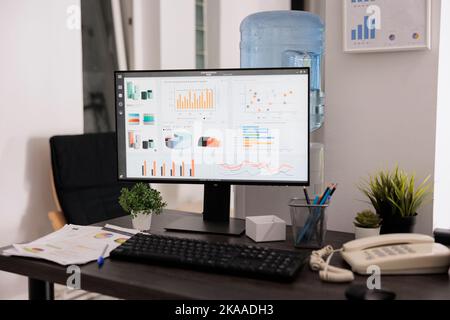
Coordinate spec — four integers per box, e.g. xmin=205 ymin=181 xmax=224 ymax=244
xmin=354 ymin=226 xmax=381 ymax=239
xmin=131 ymin=211 xmax=152 ymax=231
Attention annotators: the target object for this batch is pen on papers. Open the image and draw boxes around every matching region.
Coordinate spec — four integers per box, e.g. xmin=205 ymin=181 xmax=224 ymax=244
xmin=97 ymin=244 xmax=109 ymax=268
xmin=303 ymin=187 xmax=311 ymax=204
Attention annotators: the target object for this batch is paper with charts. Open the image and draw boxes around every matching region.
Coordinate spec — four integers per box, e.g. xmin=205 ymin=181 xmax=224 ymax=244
xmin=3 ymin=224 xmax=138 ymax=266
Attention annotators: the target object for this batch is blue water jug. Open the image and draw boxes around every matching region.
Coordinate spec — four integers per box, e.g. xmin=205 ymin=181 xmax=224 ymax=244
xmin=240 ymin=11 xmax=325 ymax=132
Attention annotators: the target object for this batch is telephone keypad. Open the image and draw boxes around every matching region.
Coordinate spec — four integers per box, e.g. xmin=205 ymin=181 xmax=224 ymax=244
xmin=364 ymin=251 xmax=374 ymax=260
xmin=372 ymin=249 xmax=386 ymax=257
xmin=364 ymin=244 xmax=418 ymax=261
xmin=392 ymin=246 xmax=406 ymax=254
xmin=381 ymin=247 xmax=396 ymax=256
xmin=401 ymin=245 xmax=416 ymax=253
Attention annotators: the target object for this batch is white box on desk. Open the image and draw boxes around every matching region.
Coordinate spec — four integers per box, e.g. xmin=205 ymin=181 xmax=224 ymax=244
xmin=245 ymin=215 xmax=286 ymax=242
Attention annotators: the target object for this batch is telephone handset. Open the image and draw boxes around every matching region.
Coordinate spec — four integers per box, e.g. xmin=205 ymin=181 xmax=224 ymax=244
xmin=341 ymin=234 xmax=450 ymax=275
xmin=342 ymin=233 xmax=434 ymax=252
xmin=310 ymin=234 xmax=450 ymax=283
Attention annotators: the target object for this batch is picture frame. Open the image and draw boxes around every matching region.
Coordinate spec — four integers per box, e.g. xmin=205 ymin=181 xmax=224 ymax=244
xmin=343 ymin=0 xmax=431 ymax=53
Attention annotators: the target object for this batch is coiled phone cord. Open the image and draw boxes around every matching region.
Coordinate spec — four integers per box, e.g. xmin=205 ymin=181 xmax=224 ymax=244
xmin=309 ymin=245 xmax=355 ymax=283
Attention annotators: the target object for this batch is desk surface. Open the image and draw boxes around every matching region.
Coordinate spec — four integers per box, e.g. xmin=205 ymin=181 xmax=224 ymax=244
xmin=1 ymin=210 xmax=449 ymax=300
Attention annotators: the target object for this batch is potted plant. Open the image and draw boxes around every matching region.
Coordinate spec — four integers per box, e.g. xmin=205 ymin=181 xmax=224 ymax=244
xmin=119 ymin=183 xmax=167 ymax=231
xmin=354 ymin=210 xmax=382 ymax=239
xmin=359 ymin=166 xmax=431 ymax=234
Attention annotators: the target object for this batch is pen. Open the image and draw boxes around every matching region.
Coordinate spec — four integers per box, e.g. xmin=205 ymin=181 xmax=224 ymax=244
xmin=320 ymin=189 xmax=332 ymax=205
xmin=329 ymin=183 xmax=338 ymax=197
xmin=326 ymin=184 xmax=338 ymax=203
xmin=298 ymin=184 xmax=333 ymax=244
xmin=313 ymin=195 xmax=320 ymax=205
xmin=297 ymin=195 xmax=320 ymax=244
xmin=303 ymin=187 xmax=311 ymax=204
xmin=97 ymin=244 xmax=109 ymax=268
xmin=320 ymin=183 xmax=337 ymax=205
xmin=318 ymin=184 xmax=332 ymax=204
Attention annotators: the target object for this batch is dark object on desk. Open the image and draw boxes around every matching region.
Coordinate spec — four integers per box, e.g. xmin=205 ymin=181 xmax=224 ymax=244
xmin=345 ymin=284 xmax=396 ymax=300
xmin=164 ymin=183 xmax=245 ymax=235
xmin=434 ymin=229 xmax=450 ymax=245
xmin=50 ymin=133 xmax=135 ymax=225
xmin=110 ymin=232 xmax=308 ymax=281
xmin=165 ymin=215 xmax=245 ymax=236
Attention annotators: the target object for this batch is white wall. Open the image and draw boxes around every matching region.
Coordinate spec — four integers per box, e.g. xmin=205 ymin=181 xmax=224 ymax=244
xmin=433 ymin=0 xmax=450 ymax=229
xmin=133 ymin=0 xmax=195 ymax=69
xmin=133 ymin=0 xmax=161 ymax=69
xmin=324 ymin=1 xmax=441 ymax=233
xmin=0 ymin=0 xmax=83 ymax=299
xmin=206 ymin=0 xmax=291 ymax=68
xmin=160 ymin=0 xmax=196 ymax=69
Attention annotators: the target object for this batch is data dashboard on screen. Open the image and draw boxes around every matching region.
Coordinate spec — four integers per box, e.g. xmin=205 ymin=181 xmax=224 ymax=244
xmin=115 ymin=69 xmax=309 ymax=185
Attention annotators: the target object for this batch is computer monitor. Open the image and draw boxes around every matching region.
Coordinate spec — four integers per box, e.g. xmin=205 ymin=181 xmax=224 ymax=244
xmin=115 ymin=68 xmax=310 ymax=235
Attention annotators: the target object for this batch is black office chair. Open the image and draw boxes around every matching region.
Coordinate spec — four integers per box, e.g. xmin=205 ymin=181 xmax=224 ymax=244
xmin=49 ymin=132 xmax=135 ymax=227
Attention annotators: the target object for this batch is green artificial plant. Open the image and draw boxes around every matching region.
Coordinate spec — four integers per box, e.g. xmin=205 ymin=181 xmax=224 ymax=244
xmin=119 ymin=183 xmax=167 ymax=217
xmin=354 ymin=210 xmax=382 ymax=229
xmin=359 ymin=166 xmax=431 ymax=219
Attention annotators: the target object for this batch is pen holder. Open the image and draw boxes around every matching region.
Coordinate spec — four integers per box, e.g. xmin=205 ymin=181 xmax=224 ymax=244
xmin=289 ymin=198 xmax=328 ymax=249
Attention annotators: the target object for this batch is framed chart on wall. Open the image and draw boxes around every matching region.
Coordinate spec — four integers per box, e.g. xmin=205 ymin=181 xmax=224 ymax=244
xmin=343 ymin=0 xmax=431 ymax=53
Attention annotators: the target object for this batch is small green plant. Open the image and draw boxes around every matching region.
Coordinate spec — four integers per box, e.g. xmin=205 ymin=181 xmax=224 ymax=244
xmin=119 ymin=183 xmax=167 ymax=217
xmin=354 ymin=210 xmax=382 ymax=228
xmin=359 ymin=166 xmax=431 ymax=218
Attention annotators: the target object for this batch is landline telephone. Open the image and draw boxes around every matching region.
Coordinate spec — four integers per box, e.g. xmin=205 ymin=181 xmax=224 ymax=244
xmin=310 ymin=234 xmax=450 ymax=283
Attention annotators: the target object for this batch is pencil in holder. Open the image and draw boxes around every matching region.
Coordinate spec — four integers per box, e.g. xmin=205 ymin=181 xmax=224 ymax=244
xmin=289 ymin=198 xmax=328 ymax=249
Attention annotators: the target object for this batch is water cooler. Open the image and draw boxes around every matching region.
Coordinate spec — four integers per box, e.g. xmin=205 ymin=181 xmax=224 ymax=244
xmin=235 ymin=10 xmax=325 ymax=224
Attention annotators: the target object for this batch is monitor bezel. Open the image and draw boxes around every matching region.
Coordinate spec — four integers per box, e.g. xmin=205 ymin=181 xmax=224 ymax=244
xmin=115 ymin=67 xmax=310 ymax=187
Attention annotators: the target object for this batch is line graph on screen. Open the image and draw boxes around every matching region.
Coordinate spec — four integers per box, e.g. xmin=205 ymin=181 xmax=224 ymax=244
xmin=219 ymin=161 xmax=294 ymax=176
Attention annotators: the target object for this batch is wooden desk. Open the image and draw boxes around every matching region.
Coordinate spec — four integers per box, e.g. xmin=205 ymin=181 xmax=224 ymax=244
xmin=1 ymin=210 xmax=449 ymax=300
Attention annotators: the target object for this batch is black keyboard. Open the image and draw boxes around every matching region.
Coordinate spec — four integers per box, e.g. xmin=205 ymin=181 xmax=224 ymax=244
xmin=110 ymin=233 xmax=307 ymax=282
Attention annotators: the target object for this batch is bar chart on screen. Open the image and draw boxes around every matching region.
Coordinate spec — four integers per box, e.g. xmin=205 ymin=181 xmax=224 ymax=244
xmin=141 ymin=159 xmax=196 ymax=178
xmin=175 ymin=88 xmax=215 ymax=111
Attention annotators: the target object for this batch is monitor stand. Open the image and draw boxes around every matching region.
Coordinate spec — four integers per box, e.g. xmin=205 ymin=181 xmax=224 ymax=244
xmin=164 ymin=183 xmax=245 ymax=236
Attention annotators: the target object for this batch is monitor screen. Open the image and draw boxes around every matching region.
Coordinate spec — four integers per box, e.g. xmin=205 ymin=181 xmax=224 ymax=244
xmin=115 ymin=68 xmax=309 ymax=185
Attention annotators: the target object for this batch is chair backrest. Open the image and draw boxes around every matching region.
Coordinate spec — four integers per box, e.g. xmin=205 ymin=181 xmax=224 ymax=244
xmin=50 ymin=132 xmax=135 ymax=225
